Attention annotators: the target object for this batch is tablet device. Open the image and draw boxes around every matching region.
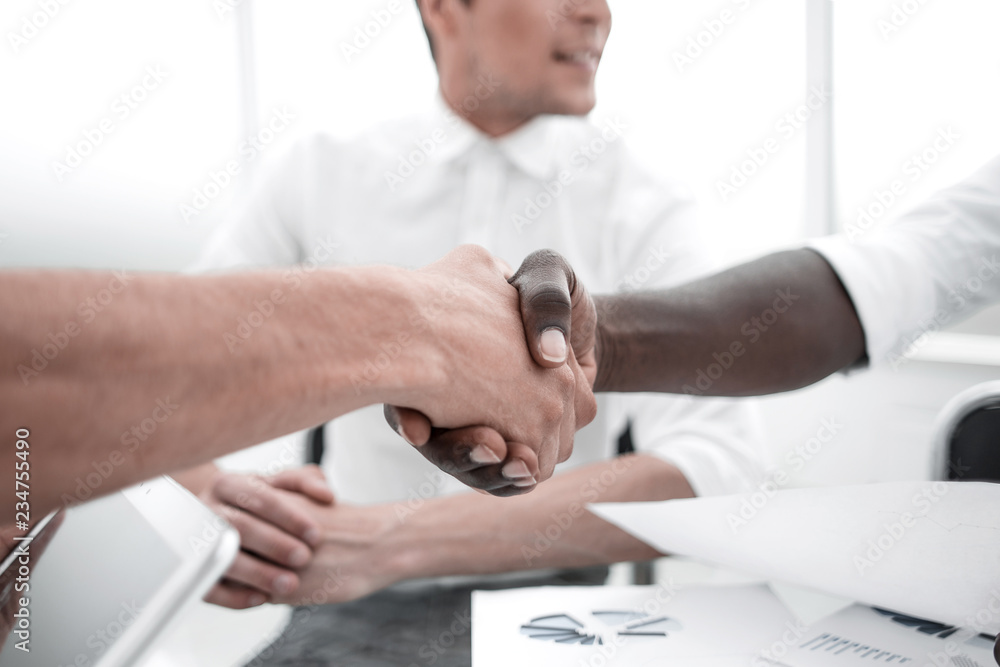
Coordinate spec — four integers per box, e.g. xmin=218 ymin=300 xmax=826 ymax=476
xmin=0 ymin=476 xmax=239 ymax=666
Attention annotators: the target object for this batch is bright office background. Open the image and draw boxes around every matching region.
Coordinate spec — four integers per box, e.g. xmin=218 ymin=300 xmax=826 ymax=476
xmin=3 ymin=0 xmax=999 ymax=274
xmin=3 ymin=3 xmax=1000 ymax=663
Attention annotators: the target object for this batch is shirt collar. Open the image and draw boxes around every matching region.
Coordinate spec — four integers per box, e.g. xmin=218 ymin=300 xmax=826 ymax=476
xmin=428 ymin=91 xmax=560 ymax=181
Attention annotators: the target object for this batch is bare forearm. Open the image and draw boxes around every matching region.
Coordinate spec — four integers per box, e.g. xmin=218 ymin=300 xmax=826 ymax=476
xmin=173 ymin=463 xmax=220 ymax=497
xmin=389 ymin=454 xmax=693 ymax=578
xmin=594 ymin=249 xmax=866 ymax=396
xmin=0 ymin=267 xmax=432 ymax=520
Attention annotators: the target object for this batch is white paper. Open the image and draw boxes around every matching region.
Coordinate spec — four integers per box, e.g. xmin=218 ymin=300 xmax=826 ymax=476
xmin=590 ymin=482 xmax=1000 ymax=633
xmin=779 ymin=604 xmax=996 ymax=667
xmin=472 ymin=583 xmax=798 ymax=667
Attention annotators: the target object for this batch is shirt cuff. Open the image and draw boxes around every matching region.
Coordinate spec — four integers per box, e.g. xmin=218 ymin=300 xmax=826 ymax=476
xmin=648 ymin=436 xmax=765 ymax=498
xmin=805 ymin=235 xmax=937 ymax=368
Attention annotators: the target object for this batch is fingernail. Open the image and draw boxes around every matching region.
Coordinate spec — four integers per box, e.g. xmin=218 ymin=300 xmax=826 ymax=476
xmin=248 ymin=594 xmax=267 ymax=607
xmin=540 ymin=328 xmax=567 ymax=363
xmin=512 ymin=478 xmax=537 ymax=488
xmin=502 ymin=460 xmax=532 ymax=480
xmin=274 ymin=574 xmax=297 ymax=595
xmin=289 ymin=547 xmax=310 ymax=568
xmin=470 ymin=444 xmax=502 ymax=465
xmin=304 ymin=527 xmax=321 ymax=547
xmin=397 ymin=423 xmax=418 ymax=447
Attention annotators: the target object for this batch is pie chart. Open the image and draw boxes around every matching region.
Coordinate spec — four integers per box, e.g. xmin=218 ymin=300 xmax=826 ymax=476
xmin=519 ymin=610 xmax=681 ymax=646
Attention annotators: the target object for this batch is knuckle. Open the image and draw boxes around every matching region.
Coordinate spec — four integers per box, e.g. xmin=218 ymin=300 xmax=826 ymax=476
xmin=540 ymin=394 xmax=565 ymax=424
xmin=526 ymin=284 xmax=571 ymax=319
xmin=264 ymin=535 xmax=296 ymax=562
xmin=558 ymin=437 xmax=575 ymax=464
xmin=580 ymin=392 xmax=598 ymax=426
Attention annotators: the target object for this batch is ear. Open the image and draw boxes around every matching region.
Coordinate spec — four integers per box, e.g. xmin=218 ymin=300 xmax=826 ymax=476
xmin=418 ymin=0 xmax=463 ymax=45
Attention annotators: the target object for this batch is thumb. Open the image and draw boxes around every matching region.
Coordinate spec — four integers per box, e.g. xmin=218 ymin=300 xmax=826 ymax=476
xmin=268 ymin=465 xmax=335 ymax=505
xmin=384 ymin=405 xmax=433 ymax=447
xmin=508 ymin=249 xmax=576 ymax=368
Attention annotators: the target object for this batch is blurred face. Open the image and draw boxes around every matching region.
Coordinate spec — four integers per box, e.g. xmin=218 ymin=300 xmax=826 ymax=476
xmin=433 ymin=0 xmax=612 ymax=131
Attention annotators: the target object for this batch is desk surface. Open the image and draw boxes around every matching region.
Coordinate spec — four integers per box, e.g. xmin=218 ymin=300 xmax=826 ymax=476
xmin=244 ymin=567 xmax=609 ymax=667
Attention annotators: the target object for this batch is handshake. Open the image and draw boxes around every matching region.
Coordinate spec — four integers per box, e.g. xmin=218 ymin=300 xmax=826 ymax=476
xmin=376 ymin=245 xmax=600 ymax=496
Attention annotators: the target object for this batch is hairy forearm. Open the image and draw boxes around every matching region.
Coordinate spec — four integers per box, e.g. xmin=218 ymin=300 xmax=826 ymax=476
xmin=594 ymin=249 xmax=866 ymax=396
xmin=0 ymin=267 xmax=435 ymax=521
xmin=388 ymin=454 xmax=693 ymax=578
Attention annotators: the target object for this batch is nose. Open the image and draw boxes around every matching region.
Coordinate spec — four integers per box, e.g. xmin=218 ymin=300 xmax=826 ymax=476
xmin=565 ymin=0 xmax=612 ymax=31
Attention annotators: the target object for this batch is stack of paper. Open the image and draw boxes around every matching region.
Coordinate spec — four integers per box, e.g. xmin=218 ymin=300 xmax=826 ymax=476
xmin=590 ymin=482 xmax=1000 ymax=634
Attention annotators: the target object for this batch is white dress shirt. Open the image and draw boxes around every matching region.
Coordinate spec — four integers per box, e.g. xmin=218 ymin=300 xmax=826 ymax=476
xmin=194 ymin=97 xmax=765 ymax=503
xmin=808 ymin=155 xmax=1000 ymax=367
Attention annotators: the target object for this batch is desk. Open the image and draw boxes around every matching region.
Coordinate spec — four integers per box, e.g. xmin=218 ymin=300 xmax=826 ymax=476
xmin=243 ymin=567 xmax=609 ymax=667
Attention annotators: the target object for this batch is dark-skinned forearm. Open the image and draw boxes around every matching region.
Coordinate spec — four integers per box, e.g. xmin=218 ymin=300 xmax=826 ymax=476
xmin=594 ymin=249 xmax=866 ymax=396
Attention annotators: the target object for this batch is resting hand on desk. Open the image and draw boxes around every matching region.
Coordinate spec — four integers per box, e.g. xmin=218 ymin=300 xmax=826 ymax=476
xmin=196 ymin=466 xmax=334 ymax=609
xmin=226 ymin=455 xmax=688 ymax=609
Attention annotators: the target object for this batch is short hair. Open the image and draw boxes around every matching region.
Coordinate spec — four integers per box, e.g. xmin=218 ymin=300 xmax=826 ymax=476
xmin=416 ymin=0 xmax=471 ymax=63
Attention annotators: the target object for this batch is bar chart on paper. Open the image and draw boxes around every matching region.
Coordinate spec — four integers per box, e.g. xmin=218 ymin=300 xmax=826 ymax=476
xmin=781 ymin=606 xmax=995 ymax=667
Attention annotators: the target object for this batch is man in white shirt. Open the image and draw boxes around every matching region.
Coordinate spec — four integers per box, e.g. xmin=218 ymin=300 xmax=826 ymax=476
xmin=180 ymin=0 xmax=764 ymax=609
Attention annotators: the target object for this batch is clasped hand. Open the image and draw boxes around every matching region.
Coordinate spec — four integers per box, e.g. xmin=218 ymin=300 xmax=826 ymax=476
xmin=390 ymin=246 xmax=599 ymax=494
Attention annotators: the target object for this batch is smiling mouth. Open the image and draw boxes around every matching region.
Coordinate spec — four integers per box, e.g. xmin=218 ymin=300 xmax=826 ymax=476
xmin=553 ymin=49 xmax=601 ymax=70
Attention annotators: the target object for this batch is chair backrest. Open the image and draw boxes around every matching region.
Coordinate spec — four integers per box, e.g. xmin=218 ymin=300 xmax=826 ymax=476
xmin=930 ymin=381 xmax=1000 ymax=482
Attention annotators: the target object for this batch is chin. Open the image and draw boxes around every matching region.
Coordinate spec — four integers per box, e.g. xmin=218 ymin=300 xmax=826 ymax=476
xmin=546 ymin=91 xmax=598 ymax=117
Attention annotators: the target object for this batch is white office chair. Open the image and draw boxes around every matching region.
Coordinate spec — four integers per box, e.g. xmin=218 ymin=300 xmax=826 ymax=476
xmin=930 ymin=381 xmax=1000 ymax=483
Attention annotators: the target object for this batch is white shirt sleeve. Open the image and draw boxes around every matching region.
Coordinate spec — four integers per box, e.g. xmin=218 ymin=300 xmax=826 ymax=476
xmin=189 ymin=141 xmax=311 ymax=272
xmin=807 ymin=154 xmax=1000 ymax=367
xmin=608 ymin=154 xmax=766 ymax=496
